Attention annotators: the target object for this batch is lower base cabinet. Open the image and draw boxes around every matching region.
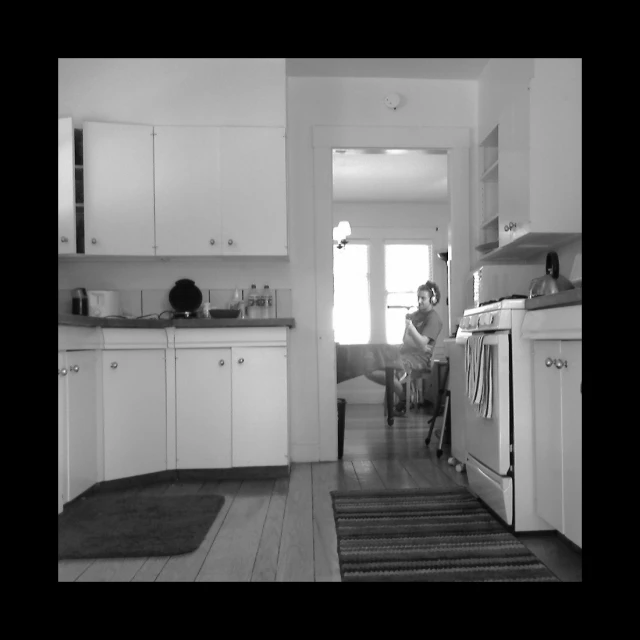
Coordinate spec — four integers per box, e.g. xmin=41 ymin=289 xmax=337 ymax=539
xmin=175 ymin=344 xmax=288 ymax=469
xmin=533 ymin=339 xmax=582 ymax=548
xmin=103 ymin=349 xmax=167 ymax=480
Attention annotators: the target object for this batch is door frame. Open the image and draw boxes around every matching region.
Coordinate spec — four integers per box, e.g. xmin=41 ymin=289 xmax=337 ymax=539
xmin=312 ymin=126 xmax=471 ymax=460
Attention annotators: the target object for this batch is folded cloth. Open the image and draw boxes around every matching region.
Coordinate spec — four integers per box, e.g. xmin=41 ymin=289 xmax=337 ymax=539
xmin=464 ymin=334 xmax=493 ymax=419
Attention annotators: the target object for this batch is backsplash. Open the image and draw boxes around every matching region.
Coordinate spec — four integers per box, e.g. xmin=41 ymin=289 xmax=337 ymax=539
xmin=58 ymin=288 xmax=293 ymax=318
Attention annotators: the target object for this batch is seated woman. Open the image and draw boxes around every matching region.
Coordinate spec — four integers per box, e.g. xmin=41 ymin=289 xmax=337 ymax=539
xmin=364 ymin=280 xmax=443 ymax=415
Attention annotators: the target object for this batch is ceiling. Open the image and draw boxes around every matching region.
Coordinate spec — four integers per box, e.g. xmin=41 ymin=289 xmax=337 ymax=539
xmin=333 ymin=149 xmax=448 ymax=203
xmin=286 ymin=58 xmax=490 ymax=80
xmin=289 ymin=59 xmax=485 ymax=203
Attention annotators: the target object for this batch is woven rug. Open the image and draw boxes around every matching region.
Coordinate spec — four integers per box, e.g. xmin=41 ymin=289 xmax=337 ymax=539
xmin=331 ymin=486 xmax=559 ymax=582
xmin=58 ymin=492 xmax=225 ymax=560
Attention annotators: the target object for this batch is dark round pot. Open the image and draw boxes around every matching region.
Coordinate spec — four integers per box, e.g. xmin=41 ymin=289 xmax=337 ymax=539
xmin=169 ymin=279 xmax=203 ymax=313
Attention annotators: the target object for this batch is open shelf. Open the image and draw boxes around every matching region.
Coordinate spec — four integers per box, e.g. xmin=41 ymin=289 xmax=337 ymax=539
xmin=480 ymin=125 xmax=499 ymax=148
xmin=475 ymin=240 xmax=499 ymax=253
xmin=481 ymin=213 xmax=499 ymax=229
xmin=480 ymin=159 xmax=499 ymax=182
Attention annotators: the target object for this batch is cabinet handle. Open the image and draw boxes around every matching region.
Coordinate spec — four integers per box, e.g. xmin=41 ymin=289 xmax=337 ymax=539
xmin=59 ymin=368 xmax=68 ymax=376
xmin=210 ymin=239 xmax=215 ymax=245
xmin=61 ymin=236 xmax=68 ymax=242
xmin=110 ymin=362 xmax=118 ymax=369
xmin=554 ymin=359 xmax=567 ymax=369
xmin=71 ymin=365 xmax=79 ymax=373
xmin=228 ymin=239 xmax=234 ymax=245
xmin=219 ymin=359 xmax=225 ymax=366
xmin=91 ymin=238 xmax=97 ymax=244
xmin=504 ymin=225 xmax=509 ymax=232
xmin=545 ymin=358 xmax=554 ymax=367
xmin=238 ymin=357 xmax=244 ymax=364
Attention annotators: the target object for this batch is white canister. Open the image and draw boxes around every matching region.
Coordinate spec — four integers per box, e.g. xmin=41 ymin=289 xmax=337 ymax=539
xmin=87 ymin=290 xmax=122 ymax=317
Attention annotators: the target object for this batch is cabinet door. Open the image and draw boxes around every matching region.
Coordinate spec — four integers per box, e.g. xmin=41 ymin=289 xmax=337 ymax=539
xmin=66 ymin=351 xmax=98 ymax=502
xmin=84 ymin=122 xmax=155 ymax=255
xmin=58 ymin=118 xmax=76 ymax=254
xmin=232 ymin=346 xmax=288 ymax=467
xmin=533 ymin=340 xmax=564 ymax=532
xmin=560 ymin=340 xmax=582 ymax=548
xmin=175 ymin=348 xmax=232 ymax=469
xmin=498 ymin=85 xmax=530 ymax=246
xmin=103 ymin=350 xmax=167 ymax=480
xmin=154 ymin=126 xmax=222 ymax=256
xmin=220 ymin=127 xmax=287 ymax=256
xmin=58 ymin=353 xmax=68 ymax=512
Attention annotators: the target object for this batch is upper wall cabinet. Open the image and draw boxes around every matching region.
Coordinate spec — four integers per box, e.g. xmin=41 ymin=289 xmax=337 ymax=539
xmin=220 ymin=127 xmax=287 ymax=256
xmin=477 ymin=59 xmax=581 ymax=264
xmin=154 ymin=126 xmax=222 ymax=256
xmin=58 ymin=118 xmax=77 ymax=255
xmin=83 ymin=122 xmax=156 ymax=256
xmin=68 ymin=122 xmax=288 ymax=258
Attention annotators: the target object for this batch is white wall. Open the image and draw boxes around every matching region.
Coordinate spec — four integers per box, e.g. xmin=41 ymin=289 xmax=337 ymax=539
xmin=58 ymin=61 xmax=478 ymax=463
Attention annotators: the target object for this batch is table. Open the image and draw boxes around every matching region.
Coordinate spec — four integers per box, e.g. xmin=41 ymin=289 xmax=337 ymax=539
xmin=335 ymin=343 xmax=403 ymax=425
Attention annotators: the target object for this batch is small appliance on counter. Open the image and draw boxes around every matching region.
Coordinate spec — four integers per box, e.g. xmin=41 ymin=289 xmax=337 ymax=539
xmin=528 ymin=251 xmax=575 ymax=298
xmin=169 ymin=279 xmax=203 ymax=319
xmin=71 ymin=288 xmax=88 ymax=316
xmin=87 ymin=290 xmax=121 ymax=317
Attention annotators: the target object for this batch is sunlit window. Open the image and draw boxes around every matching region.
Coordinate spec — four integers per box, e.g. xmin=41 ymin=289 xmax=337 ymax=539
xmin=385 ymin=244 xmax=433 ymax=344
xmin=333 ymin=243 xmax=370 ymax=344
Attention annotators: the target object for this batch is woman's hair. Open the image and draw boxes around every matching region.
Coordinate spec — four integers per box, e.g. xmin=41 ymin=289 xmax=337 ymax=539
xmin=418 ymin=280 xmax=441 ymax=305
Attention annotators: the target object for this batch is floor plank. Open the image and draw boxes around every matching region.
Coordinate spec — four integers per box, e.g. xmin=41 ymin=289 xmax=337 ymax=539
xmin=58 ymin=560 xmax=95 ymax=582
xmin=351 ymin=459 xmax=385 ymax=490
xmin=371 ymin=459 xmax=419 ymax=490
xmin=76 ymin=557 xmax=147 ymax=582
xmin=275 ymin=463 xmax=314 ymax=582
xmin=196 ymin=480 xmax=274 ymax=582
xmin=154 ymin=480 xmax=241 ymax=582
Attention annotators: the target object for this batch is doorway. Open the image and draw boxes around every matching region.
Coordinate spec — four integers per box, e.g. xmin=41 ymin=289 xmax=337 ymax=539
xmin=312 ymin=125 xmax=471 ymax=461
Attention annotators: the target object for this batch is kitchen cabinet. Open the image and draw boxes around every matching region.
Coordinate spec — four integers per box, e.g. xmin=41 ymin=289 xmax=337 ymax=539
xmin=154 ymin=126 xmax=222 ymax=256
xmin=219 ymin=127 xmax=287 ymax=256
xmin=83 ymin=122 xmax=155 ymax=256
xmin=58 ymin=350 xmax=98 ymax=506
xmin=532 ymin=339 xmax=582 ymax=548
xmin=58 ymin=117 xmax=77 ymax=255
xmin=174 ymin=328 xmax=289 ymax=469
xmin=477 ymin=59 xmax=582 ymax=264
xmin=102 ymin=349 xmax=167 ymax=480
xmin=175 ymin=348 xmax=232 ymax=468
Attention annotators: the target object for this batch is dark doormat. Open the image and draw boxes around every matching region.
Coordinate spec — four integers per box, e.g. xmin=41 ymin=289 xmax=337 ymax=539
xmin=331 ymin=486 xmax=560 ymax=582
xmin=58 ymin=492 xmax=225 ymax=560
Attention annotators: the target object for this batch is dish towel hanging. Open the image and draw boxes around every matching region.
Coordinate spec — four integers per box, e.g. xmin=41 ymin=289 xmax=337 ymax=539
xmin=464 ymin=334 xmax=493 ymax=419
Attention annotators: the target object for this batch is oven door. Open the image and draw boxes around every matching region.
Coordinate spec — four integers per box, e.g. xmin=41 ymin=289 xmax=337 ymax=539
xmin=462 ymin=331 xmax=511 ymax=476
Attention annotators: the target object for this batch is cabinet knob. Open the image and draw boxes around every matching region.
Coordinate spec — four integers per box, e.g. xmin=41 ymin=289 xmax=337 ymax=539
xmin=219 ymin=359 xmax=225 ymax=366
xmin=59 ymin=368 xmax=68 ymax=376
xmin=545 ymin=358 xmax=554 ymax=367
xmin=91 ymin=238 xmax=97 ymax=244
xmin=71 ymin=365 xmax=79 ymax=373
xmin=238 ymin=357 xmax=244 ymax=364
xmin=504 ymin=225 xmax=509 ymax=232
xmin=228 ymin=239 xmax=234 ymax=245
xmin=554 ymin=359 xmax=567 ymax=369
xmin=61 ymin=236 xmax=68 ymax=242
xmin=210 ymin=239 xmax=215 ymax=245
xmin=110 ymin=362 xmax=118 ymax=369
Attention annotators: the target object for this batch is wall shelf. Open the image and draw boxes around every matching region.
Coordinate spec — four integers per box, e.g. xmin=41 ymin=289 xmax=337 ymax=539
xmin=475 ymin=240 xmax=499 ymax=253
xmin=481 ymin=213 xmax=499 ymax=229
xmin=480 ymin=160 xmax=499 ymax=182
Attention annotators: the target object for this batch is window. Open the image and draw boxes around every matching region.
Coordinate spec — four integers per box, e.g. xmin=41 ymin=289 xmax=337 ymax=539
xmin=333 ymin=243 xmax=370 ymax=344
xmin=473 ymin=267 xmax=482 ymax=308
xmin=384 ymin=243 xmax=433 ymax=344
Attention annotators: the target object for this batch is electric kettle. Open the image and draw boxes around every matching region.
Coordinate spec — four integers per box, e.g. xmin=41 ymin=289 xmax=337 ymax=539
xmin=528 ymin=251 xmax=575 ymax=298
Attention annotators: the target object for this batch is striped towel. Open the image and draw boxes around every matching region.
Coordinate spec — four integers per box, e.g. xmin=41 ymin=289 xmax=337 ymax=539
xmin=464 ymin=334 xmax=493 ymax=419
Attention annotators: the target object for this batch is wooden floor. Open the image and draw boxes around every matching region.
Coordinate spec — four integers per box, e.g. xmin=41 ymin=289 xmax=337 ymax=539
xmin=58 ymin=403 xmax=582 ymax=582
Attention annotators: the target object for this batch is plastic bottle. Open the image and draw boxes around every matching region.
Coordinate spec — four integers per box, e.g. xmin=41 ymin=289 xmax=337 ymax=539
xmin=247 ymin=284 xmax=259 ymax=319
xmin=229 ymin=287 xmax=242 ymax=311
xmin=263 ymin=285 xmax=274 ymax=319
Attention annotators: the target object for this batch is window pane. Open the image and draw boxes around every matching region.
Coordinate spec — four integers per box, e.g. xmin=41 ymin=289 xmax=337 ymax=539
xmin=333 ymin=244 xmax=370 ymax=344
xmin=385 ymin=244 xmax=432 ymax=292
xmin=385 ymin=244 xmax=432 ymax=344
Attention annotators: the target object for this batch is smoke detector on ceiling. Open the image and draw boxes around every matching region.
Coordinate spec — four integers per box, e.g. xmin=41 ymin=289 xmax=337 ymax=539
xmin=384 ymin=93 xmax=401 ymax=110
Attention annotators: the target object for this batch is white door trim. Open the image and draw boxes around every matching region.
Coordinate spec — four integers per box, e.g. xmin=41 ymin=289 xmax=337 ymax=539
xmin=313 ymin=125 xmax=471 ymax=461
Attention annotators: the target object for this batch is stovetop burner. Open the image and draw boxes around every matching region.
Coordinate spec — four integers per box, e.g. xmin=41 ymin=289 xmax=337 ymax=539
xmin=479 ymin=294 xmax=527 ymax=307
